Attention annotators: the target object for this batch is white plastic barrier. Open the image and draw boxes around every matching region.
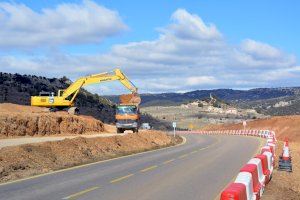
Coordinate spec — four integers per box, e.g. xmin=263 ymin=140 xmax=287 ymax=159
xmin=234 ymin=172 xmax=256 ymax=200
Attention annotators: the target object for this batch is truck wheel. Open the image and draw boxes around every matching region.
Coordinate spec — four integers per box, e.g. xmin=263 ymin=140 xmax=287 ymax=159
xmin=117 ymin=128 xmax=123 ymax=134
xmin=133 ymin=128 xmax=138 ymax=133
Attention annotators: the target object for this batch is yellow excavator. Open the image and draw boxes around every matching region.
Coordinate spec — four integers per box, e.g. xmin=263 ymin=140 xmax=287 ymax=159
xmin=31 ymin=69 xmax=141 ymax=133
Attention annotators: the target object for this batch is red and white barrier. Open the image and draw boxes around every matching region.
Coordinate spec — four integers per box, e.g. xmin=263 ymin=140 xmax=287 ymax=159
xmin=220 ymin=183 xmax=247 ymax=200
xmin=261 ymin=146 xmax=271 ymax=154
xmin=248 ymin=158 xmax=266 ymax=190
xmin=255 ymin=154 xmax=271 ymax=184
xmin=262 ymin=151 xmax=274 ymax=178
xmin=240 ymin=164 xmax=262 ymax=199
xmin=234 ymin=172 xmax=256 ymax=200
xmin=215 ymin=129 xmax=277 ymax=200
xmin=266 ymin=142 xmax=276 ymax=156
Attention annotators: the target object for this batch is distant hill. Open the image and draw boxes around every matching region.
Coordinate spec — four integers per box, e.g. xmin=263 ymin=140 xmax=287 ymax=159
xmin=107 ymin=88 xmax=300 ymax=116
xmin=0 ymin=72 xmax=170 ymax=129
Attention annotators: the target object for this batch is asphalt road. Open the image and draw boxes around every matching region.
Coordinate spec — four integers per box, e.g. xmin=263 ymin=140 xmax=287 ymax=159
xmin=0 ymin=134 xmax=262 ymax=200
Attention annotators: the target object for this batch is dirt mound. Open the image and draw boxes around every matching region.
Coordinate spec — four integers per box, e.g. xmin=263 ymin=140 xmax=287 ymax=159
xmin=0 ymin=131 xmax=182 ymax=183
xmin=0 ymin=103 xmax=104 ymax=137
xmin=202 ymin=115 xmax=300 ymax=143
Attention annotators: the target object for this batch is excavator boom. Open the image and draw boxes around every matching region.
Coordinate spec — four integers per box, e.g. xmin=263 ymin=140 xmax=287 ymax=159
xmin=31 ymin=69 xmax=139 ymax=108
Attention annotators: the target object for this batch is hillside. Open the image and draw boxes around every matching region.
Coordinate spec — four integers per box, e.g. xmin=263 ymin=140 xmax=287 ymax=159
xmin=202 ymin=115 xmax=300 ymax=142
xmin=237 ymin=95 xmax=300 ymax=116
xmin=141 ymin=94 xmax=265 ymax=130
xmin=0 ymin=72 xmax=115 ymax=123
xmin=107 ymin=88 xmax=295 ymax=105
xmin=0 ymin=72 xmax=170 ymax=130
xmin=107 ymin=87 xmax=300 ymax=116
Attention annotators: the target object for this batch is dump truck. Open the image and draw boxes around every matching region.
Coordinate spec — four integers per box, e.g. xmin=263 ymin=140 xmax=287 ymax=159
xmin=116 ymin=93 xmax=141 ymax=133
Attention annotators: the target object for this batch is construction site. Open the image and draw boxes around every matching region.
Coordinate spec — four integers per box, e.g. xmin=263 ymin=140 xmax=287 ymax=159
xmin=0 ymin=67 xmax=299 ymax=200
xmin=0 ymin=1 xmax=299 ymax=200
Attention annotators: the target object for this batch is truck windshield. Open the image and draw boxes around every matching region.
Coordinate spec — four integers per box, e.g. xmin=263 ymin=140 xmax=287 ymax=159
xmin=116 ymin=106 xmax=137 ymax=115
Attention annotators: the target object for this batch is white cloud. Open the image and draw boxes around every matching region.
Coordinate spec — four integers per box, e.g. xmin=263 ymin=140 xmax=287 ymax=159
xmin=241 ymin=39 xmax=281 ymax=58
xmin=0 ymin=8 xmax=298 ymax=94
xmin=0 ymin=0 xmax=127 ymax=49
xmin=168 ymin=9 xmax=222 ymax=40
xmin=186 ymin=76 xmax=218 ymax=86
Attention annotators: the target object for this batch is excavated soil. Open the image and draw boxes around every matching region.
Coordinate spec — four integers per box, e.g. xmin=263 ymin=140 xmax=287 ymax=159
xmin=0 ymin=131 xmax=182 ymax=183
xmin=201 ymin=115 xmax=300 ymax=142
xmin=202 ymin=116 xmax=300 ymax=199
xmin=0 ymin=103 xmax=104 ymax=137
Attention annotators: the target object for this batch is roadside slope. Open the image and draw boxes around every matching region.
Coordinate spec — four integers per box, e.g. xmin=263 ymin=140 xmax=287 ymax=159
xmin=202 ymin=116 xmax=300 ymax=199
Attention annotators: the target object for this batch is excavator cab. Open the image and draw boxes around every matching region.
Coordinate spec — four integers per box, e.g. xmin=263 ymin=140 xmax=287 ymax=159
xmin=38 ymin=91 xmax=53 ymax=96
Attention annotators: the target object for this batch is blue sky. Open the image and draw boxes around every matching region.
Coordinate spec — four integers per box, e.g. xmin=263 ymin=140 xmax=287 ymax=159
xmin=0 ymin=0 xmax=299 ymax=94
xmin=12 ymin=0 xmax=300 ymax=56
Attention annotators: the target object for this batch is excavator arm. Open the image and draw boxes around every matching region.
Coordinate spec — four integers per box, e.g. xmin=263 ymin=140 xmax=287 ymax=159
xmin=61 ymin=69 xmax=137 ymax=102
xmin=31 ymin=69 xmax=138 ymax=109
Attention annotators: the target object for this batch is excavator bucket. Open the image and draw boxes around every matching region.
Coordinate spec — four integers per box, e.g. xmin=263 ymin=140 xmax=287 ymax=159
xmin=119 ymin=93 xmax=141 ymax=105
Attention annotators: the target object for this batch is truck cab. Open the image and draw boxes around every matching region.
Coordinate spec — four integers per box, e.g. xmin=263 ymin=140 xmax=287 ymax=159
xmin=115 ymin=104 xmax=140 ymax=133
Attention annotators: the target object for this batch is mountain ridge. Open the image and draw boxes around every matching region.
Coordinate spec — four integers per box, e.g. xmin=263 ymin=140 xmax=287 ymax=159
xmin=107 ymin=87 xmax=300 ymax=116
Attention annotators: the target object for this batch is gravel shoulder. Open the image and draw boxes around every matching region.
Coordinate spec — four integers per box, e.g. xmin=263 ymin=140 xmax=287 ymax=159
xmin=0 ymin=132 xmax=125 ymax=149
xmin=0 ymin=131 xmax=182 ymax=183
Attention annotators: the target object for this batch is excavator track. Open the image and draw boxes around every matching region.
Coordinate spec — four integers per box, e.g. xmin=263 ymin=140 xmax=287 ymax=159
xmin=67 ymin=107 xmax=79 ymax=115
